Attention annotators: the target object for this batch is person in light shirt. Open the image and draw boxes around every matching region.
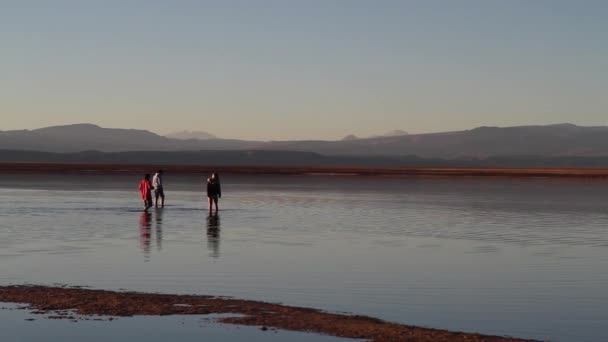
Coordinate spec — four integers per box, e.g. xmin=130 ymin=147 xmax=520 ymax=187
xmin=152 ymin=170 xmax=165 ymax=208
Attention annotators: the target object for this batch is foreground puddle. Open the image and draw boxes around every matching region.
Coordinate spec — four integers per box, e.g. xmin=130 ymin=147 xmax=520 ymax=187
xmin=0 ymin=303 xmax=358 ymax=342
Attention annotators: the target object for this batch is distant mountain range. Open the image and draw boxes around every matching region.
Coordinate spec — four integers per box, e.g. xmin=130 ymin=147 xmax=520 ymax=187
xmin=341 ymin=129 xmax=409 ymax=141
xmin=165 ymin=130 xmax=217 ymax=140
xmin=259 ymin=123 xmax=608 ymax=158
xmin=3 ymin=123 xmax=608 ymax=163
xmin=0 ymin=124 xmax=253 ymax=153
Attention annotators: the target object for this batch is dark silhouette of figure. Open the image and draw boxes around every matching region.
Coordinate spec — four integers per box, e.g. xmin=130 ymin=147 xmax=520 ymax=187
xmin=206 ymin=213 xmax=220 ymax=258
xmin=138 ymin=174 xmax=153 ymax=211
xmin=207 ymin=173 xmax=221 ymax=213
xmin=139 ymin=211 xmax=152 ymax=261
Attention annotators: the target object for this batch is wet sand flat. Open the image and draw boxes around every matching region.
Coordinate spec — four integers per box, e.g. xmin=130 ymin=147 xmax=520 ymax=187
xmin=0 ymin=285 xmax=535 ymax=342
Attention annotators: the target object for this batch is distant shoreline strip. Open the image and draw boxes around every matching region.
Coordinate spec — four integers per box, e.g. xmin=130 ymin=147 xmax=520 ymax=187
xmin=2 ymin=162 xmax=608 ymax=178
xmin=0 ymin=285 xmax=536 ymax=342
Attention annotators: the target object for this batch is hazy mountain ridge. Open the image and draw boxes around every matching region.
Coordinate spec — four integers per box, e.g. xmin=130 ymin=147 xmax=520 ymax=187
xmin=165 ymin=130 xmax=217 ymax=140
xmin=262 ymin=123 xmax=608 ymax=158
xmin=341 ymin=130 xmax=408 ymax=141
xmin=0 ymin=124 xmax=253 ymax=153
xmin=3 ymin=123 xmax=608 ymax=159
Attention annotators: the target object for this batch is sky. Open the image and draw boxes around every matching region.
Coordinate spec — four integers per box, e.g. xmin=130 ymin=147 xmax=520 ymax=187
xmin=1 ymin=0 xmax=607 ymax=141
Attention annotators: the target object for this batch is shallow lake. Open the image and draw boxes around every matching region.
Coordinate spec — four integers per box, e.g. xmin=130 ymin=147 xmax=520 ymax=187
xmin=1 ymin=174 xmax=607 ymax=341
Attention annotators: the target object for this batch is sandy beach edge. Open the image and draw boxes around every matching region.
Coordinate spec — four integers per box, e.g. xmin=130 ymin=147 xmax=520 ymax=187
xmin=0 ymin=285 xmax=538 ymax=342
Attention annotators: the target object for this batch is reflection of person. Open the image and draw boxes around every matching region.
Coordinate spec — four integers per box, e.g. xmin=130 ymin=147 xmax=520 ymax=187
xmin=152 ymin=170 xmax=165 ymax=208
xmin=206 ymin=214 xmax=220 ymax=258
xmin=139 ymin=211 xmax=152 ymax=259
xmin=207 ymin=173 xmax=222 ymax=213
xmin=138 ymin=174 xmax=153 ymax=211
xmin=154 ymin=208 xmax=163 ymax=251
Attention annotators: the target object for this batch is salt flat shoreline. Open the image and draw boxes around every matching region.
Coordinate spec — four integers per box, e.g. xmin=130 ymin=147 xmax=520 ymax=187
xmin=0 ymin=285 xmax=536 ymax=342
xmin=2 ymin=162 xmax=608 ymax=178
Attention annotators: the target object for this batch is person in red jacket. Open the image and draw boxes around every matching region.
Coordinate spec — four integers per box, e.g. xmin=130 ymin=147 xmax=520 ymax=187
xmin=139 ymin=174 xmax=153 ymax=211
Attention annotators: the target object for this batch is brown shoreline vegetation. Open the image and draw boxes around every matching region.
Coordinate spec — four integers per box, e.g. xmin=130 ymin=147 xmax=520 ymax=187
xmin=2 ymin=162 xmax=608 ymax=178
xmin=0 ymin=285 xmax=537 ymax=342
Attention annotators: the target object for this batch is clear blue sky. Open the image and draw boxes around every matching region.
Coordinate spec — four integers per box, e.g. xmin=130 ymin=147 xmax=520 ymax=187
xmin=2 ymin=0 xmax=607 ymax=140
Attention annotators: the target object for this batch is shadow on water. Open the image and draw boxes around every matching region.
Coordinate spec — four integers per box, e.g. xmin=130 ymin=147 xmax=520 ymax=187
xmin=206 ymin=214 xmax=221 ymax=259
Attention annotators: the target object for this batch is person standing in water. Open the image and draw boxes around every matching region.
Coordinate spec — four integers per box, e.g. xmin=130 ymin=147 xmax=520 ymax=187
xmin=207 ymin=173 xmax=221 ymax=213
xmin=139 ymin=174 xmax=153 ymax=211
xmin=152 ymin=169 xmax=165 ymax=208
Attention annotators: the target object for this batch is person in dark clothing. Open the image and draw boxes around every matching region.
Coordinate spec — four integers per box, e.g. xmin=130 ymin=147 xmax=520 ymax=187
xmin=206 ymin=173 xmax=221 ymax=213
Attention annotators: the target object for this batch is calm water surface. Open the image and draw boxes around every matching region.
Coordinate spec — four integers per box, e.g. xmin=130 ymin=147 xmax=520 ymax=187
xmin=1 ymin=174 xmax=607 ymax=342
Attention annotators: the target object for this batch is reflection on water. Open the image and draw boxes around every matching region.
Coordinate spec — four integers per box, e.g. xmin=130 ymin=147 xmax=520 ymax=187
xmin=206 ymin=214 xmax=220 ymax=258
xmin=139 ymin=211 xmax=152 ymax=260
xmin=141 ymin=209 xmax=218 ymax=259
xmin=139 ymin=210 xmax=164 ymax=259
xmin=154 ymin=209 xmax=163 ymax=251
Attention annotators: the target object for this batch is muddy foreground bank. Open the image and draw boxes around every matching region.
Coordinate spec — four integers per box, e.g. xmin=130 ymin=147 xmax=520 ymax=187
xmin=0 ymin=285 xmax=536 ymax=342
